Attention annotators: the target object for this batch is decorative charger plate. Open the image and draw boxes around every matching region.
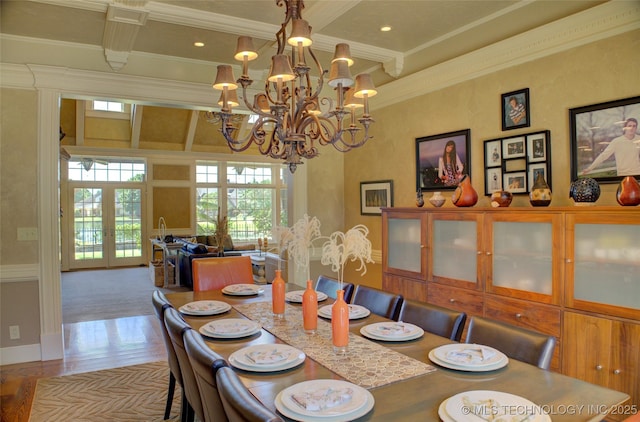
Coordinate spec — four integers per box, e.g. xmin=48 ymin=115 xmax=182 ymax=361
xmin=285 ymin=290 xmax=329 ymax=303
xmin=179 ymin=300 xmax=231 ymax=316
xmin=221 ymin=284 xmax=265 ymax=296
xmin=317 ymin=304 xmax=370 ymax=320
xmin=229 ymin=344 xmax=306 ymax=372
xmin=198 ymin=318 xmax=261 ymax=339
xmin=275 ymin=379 xmax=374 ymax=422
xmin=360 ymin=322 xmax=424 ymax=342
xmin=442 ymin=390 xmax=551 ymax=422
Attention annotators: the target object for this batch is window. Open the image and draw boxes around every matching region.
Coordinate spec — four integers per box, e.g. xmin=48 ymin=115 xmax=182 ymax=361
xmin=196 ymin=162 xmax=287 ymax=242
xmin=68 ymin=159 xmax=146 ymax=182
xmin=93 ymin=100 xmax=124 ymax=113
xmin=85 ymin=100 xmax=131 ymax=120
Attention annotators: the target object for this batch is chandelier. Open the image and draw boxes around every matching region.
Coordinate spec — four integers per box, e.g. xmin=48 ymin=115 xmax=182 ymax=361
xmin=209 ymin=0 xmax=377 ymax=173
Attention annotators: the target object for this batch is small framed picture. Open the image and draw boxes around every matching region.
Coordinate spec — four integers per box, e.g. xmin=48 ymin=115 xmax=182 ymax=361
xmin=528 ymin=163 xmax=547 ymax=190
xmin=415 ymin=129 xmax=471 ymax=191
xmin=484 ymin=139 xmax=502 ymax=167
xmin=502 ymin=88 xmax=530 ymax=131
xmin=360 ymin=180 xmax=393 ymax=215
xmin=504 ymin=171 xmax=527 ymax=193
xmin=502 ymin=136 xmax=526 ymax=159
xmin=485 ymin=167 xmax=503 ymax=195
xmin=527 ymin=131 xmax=549 ymax=162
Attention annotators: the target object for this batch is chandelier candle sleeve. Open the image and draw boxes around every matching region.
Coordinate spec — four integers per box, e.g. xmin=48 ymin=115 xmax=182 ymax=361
xmin=209 ymin=0 xmax=376 ymax=173
xmin=302 ymin=280 xmax=318 ymax=333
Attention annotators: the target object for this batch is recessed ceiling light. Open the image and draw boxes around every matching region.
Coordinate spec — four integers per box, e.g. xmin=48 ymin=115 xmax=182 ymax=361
xmin=194 ymin=41 xmax=205 ymax=47
xmin=380 ymin=26 xmax=392 ymax=32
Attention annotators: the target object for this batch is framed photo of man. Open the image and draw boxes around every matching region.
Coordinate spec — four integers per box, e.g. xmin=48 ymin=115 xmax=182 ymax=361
xmin=502 ymin=88 xmax=530 ymax=131
xmin=570 ymin=96 xmax=640 ymax=183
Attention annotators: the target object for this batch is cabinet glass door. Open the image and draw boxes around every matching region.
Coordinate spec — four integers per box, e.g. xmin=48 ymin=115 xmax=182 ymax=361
xmin=432 ymin=219 xmax=478 ymax=287
xmin=387 ymin=217 xmax=423 ymax=274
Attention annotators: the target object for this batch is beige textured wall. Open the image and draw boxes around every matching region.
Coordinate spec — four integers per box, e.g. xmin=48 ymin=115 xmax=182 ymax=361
xmin=343 ymin=29 xmax=640 ymax=288
xmin=0 ymin=281 xmax=40 ymax=345
xmin=1 ymin=88 xmax=39 ymax=264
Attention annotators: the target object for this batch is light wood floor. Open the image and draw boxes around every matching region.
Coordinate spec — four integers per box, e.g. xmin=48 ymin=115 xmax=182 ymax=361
xmin=0 ymin=315 xmax=167 ymax=422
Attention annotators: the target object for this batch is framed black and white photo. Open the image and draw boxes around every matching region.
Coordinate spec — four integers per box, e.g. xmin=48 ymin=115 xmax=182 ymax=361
xmin=360 ymin=180 xmax=393 ymax=215
xmin=527 ymin=132 xmax=548 ymax=162
xmin=416 ymin=129 xmax=471 ymax=191
xmin=483 ymin=130 xmax=552 ymax=196
xmin=570 ymin=95 xmax=640 ymax=183
xmin=502 ymin=136 xmax=526 ymax=159
xmin=504 ymin=171 xmax=527 ymax=193
xmin=502 ymin=88 xmax=530 ymax=131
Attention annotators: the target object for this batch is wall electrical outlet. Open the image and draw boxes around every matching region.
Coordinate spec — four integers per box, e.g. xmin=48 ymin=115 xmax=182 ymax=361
xmin=9 ymin=325 xmax=20 ymax=340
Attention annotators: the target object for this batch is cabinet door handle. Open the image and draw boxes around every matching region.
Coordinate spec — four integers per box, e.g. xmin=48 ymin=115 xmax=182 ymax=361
xmin=477 ymin=251 xmax=482 ymax=255
xmin=515 ymin=313 xmax=522 ymax=319
xmin=595 ymin=365 xmax=603 ymax=371
xmin=613 ymin=369 xmax=621 ymax=375
xmin=566 ymin=259 xmax=572 ymax=263
xmin=485 ymin=251 xmax=492 ymax=256
xmin=449 ymin=298 xmax=455 ymax=303
xmin=420 ymin=245 xmax=426 ymax=249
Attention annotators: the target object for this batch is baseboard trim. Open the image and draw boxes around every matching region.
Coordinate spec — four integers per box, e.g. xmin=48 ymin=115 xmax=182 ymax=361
xmin=0 ymin=343 xmax=41 ymax=365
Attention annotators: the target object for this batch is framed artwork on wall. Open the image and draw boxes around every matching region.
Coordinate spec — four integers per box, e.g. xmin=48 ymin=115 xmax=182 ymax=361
xmin=569 ymin=95 xmax=640 ymax=183
xmin=360 ymin=180 xmax=393 ymax=215
xmin=416 ymin=129 xmax=471 ymax=192
xmin=502 ymin=88 xmax=530 ymax=131
xmin=483 ymin=130 xmax=551 ymax=196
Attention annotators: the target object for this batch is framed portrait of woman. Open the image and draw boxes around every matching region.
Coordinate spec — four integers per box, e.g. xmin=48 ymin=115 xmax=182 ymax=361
xmin=415 ymin=129 xmax=471 ymax=191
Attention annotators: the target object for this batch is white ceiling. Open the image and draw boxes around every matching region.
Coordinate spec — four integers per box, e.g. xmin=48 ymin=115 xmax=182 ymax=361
xmin=1 ymin=0 xmax=609 ymax=90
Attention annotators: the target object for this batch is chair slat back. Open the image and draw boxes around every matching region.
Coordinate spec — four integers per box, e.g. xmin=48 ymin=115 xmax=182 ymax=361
xmin=193 ymin=256 xmax=254 ymax=291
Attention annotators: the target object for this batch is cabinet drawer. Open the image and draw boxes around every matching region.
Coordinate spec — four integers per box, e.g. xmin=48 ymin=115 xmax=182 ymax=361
xmin=484 ymin=295 xmax=561 ymax=337
xmin=428 ymin=283 xmax=483 ymax=316
xmin=383 ymin=274 xmax=427 ymax=302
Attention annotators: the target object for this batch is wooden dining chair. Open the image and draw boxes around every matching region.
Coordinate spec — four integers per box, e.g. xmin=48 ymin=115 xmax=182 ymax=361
xmin=396 ymin=299 xmax=467 ymax=341
xmin=192 ymin=256 xmax=254 ymax=291
xmin=216 ymin=366 xmax=284 ymax=422
xmin=351 ymin=285 xmax=403 ymax=320
xmin=183 ymin=329 xmax=229 ymax=422
xmin=151 ymin=290 xmax=189 ymax=421
xmin=465 ymin=316 xmax=556 ymax=370
xmin=164 ymin=307 xmax=204 ymax=422
xmin=315 ymin=275 xmax=354 ymax=302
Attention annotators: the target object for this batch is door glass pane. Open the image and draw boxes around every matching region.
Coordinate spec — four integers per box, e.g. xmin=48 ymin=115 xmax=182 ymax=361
xmin=114 ymin=189 xmax=142 ymax=258
xmin=574 ymin=223 xmax=640 ymax=309
xmin=73 ymin=188 xmax=103 ymax=260
xmin=387 ymin=218 xmax=421 ymax=273
xmin=433 ymin=220 xmax=477 ymax=283
xmin=493 ymin=222 xmax=552 ymax=294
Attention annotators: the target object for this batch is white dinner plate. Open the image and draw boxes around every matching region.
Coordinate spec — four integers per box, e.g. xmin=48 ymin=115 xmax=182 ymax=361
xmin=275 ymin=379 xmax=374 ymax=421
xmin=199 ymin=318 xmax=261 ymax=339
xmin=285 ymin=290 xmax=328 ymax=303
xmin=179 ymin=300 xmax=231 ymax=316
xmin=432 ymin=343 xmax=508 ymax=368
xmin=221 ymin=284 xmax=265 ymax=296
xmin=438 ymin=398 xmax=456 ymax=422
xmin=444 ymin=390 xmax=551 ymax=422
xmin=229 ymin=344 xmax=306 ymax=372
xmin=428 ymin=350 xmax=508 ymax=372
xmin=318 ymin=304 xmax=370 ymax=320
xmin=360 ymin=322 xmax=424 ymax=342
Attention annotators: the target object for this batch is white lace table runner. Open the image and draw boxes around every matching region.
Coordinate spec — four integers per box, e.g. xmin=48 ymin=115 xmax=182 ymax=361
xmin=233 ymin=302 xmax=436 ymax=389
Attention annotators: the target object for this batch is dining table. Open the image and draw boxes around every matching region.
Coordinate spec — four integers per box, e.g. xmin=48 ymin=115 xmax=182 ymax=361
xmin=166 ymin=284 xmax=630 ymax=422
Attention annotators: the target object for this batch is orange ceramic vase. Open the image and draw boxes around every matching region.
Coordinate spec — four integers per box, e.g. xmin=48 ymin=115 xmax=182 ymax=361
xmin=616 ymin=176 xmax=640 ymax=206
xmin=331 ymin=289 xmax=349 ymax=352
xmin=302 ymin=280 xmax=318 ymax=333
xmin=451 ymin=174 xmax=478 ymax=207
xmin=271 ymin=269 xmax=285 ymax=317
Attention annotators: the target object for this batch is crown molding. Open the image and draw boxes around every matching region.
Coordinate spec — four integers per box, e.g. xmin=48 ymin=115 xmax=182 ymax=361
xmin=373 ymin=1 xmax=640 ymax=111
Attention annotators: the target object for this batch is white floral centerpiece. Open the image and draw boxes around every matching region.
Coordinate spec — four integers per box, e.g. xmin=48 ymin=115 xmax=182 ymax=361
xmin=273 ymin=225 xmax=294 ymax=271
xmin=286 ymin=214 xmax=322 ymax=282
xmin=321 ymin=224 xmax=374 ymax=288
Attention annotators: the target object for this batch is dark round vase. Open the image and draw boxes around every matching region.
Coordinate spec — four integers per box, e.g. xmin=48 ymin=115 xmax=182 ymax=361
xmin=529 ymin=173 xmax=552 ymax=207
xmin=616 ymin=176 xmax=640 ymax=206
xmin=569 ymin=177 xmax=600 ymax=205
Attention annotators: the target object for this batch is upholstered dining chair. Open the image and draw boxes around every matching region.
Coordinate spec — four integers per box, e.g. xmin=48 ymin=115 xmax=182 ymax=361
xmin=216 ymin=366 xmax=284 ymax=422
xmin=465 ymin=316 xmax=556 ymax=370
xmin=151 ymin=290 xmax=189 ymax=421
xmin=164 ymin=307 xmax=204 ymax=422
xmin=183 ymin=329 xmax=229 ymax=422
xmin=396 ymin=299 xmax=467 ymax=341
xmin=192 ymin=256 xmax=254 ymax=291
xmin=350 ymin=285 xmax=403 ymax=320
xmin=315 ymin=275 xmax=354 ymax=302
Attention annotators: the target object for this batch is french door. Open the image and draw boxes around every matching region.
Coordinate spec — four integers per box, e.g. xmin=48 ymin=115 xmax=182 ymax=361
xmin=67 ymin=184 xmax=145 ymax=269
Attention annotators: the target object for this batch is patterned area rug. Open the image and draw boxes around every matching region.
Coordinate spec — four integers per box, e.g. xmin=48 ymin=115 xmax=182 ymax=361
xmin=29 ymin=362 xmax=181 ymax=422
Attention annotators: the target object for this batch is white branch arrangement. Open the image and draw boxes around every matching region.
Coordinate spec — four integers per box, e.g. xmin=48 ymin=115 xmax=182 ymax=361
xmin=321 ymin=224 xmax=374 ymax=290
xmin=273 ymin=225 xmax=294 ymax=271
xmin=286 ymin=214 xmax=322 ymax=281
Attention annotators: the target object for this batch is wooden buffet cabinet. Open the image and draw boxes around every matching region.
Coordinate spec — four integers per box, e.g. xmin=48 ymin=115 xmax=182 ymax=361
xmin=382 ymin=207 xmax=639 ymax=420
